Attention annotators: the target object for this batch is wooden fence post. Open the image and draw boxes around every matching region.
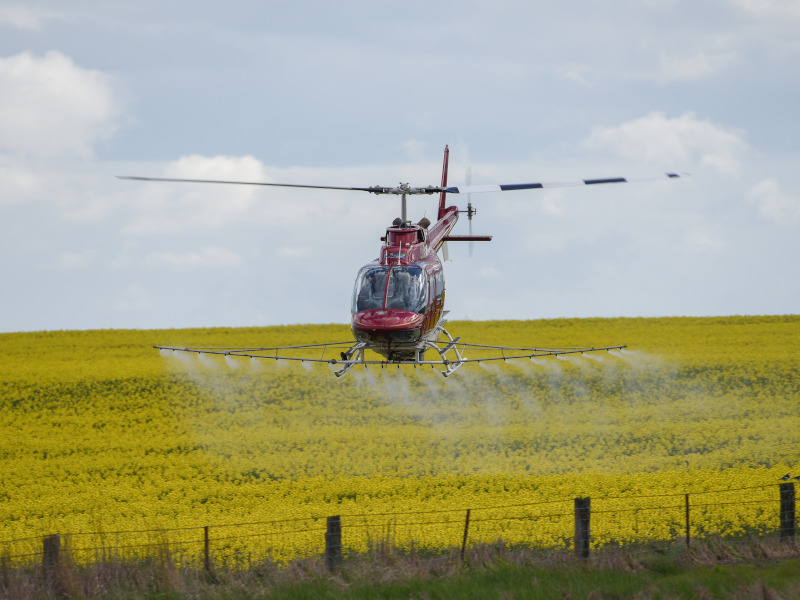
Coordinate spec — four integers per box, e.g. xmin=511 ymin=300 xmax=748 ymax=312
xmin=325 ymin=516 xmax=342 ymax=571
xmin=43 ymin=534 xmax=60 ymax=574
xmin=574 ymin=498 xmax=590 ymax=559
xmin=461 ymin=509 xmax=471 ymax=562
xmin=780 ymin=482 xmax=795 ymax=542
xmin=204 ymin=526 xmax=211 ymax=572
xmin=685 ymin=494 xmax=690 ymax=549
xmin=43 ymin=534 xmax=63 ymax=594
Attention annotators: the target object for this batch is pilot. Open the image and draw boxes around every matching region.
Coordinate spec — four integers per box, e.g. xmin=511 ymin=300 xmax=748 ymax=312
xmin=358 ymin=270 xmax=384 ymax=310
xmin=386 ymin=270 xmax=410 ymax=310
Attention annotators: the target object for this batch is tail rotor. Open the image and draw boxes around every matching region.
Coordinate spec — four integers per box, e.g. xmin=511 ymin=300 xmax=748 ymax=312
xmin=465 ymin=167 xmax=476 ymax=257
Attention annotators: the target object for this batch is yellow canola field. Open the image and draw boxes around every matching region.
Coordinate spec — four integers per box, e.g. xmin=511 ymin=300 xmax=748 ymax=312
xmin=1 ymin=316 xmax=799 ymax=564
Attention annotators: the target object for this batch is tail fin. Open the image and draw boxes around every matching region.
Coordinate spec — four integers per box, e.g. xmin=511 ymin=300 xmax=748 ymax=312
xmin=437 ymin=145 xmax=449 ymax=220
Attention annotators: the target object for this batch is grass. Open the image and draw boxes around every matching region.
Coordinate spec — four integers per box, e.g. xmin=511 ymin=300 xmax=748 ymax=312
xmin=4 ymin=536 xmax=800 ymax=599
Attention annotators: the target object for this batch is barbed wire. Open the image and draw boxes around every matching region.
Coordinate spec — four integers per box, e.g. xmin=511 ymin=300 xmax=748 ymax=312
xmin=0 ymin=481 xmax=788 ymax=563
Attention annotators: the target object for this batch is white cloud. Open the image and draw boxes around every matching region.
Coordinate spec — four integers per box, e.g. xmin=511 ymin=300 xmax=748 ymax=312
xmin=124 ymin=155 xmax=269 ymax=233
xmin=656 ymin=50 xmax=735 ymax=83
xmin=729 ymin=0 xmax=800 ymax=19
xmin=581 ymin=112 xmax=748 ymax=174
xmin=747 ymin=178 xmax=800 ymax=222
xmin=164 ymin=154 xmax=267 ymax=181
xmin=0 ymin=5 xmax=63 ymax=31
xmin=146 ymin=246 xmax=242 ymax=269
xmin=0 ymin=159 xmax=40 ymax=204
xmin=0 ymin=51 xmax=120 ymax=158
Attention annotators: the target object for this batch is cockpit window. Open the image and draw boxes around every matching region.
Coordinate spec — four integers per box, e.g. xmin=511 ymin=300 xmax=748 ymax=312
xmin=385 ymin=266 xmax=427 ymax=313
xmin=353 ymin=266 xmax=388 ymax=312
xmin=352 ymin=265 xmax=428 ymax=314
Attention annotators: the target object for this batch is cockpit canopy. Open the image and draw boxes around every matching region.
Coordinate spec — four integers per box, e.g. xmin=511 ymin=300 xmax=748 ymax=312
xmin=352 ymin=265 xmax=428 ymax=314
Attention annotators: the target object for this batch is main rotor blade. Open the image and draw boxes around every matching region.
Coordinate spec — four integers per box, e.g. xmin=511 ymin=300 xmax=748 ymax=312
xmin=117 ymin=176 xmax=381 ymax=193
xmin=444 ymin=172 xmax=688 ymax=194
xmin=118 ymin=172 xmax=687 ymax=195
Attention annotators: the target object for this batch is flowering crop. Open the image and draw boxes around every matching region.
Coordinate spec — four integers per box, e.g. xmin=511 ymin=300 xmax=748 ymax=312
xmin=1 ymin=316 xmax=798 ymax=564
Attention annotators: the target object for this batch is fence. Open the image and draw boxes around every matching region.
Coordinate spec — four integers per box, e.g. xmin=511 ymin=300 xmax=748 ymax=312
xmin=1 ymin=482 xmax=794 ymax=573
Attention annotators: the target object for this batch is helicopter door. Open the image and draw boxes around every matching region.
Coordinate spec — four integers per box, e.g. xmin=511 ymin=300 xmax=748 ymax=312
xmin=426 ymin=269 xmax=440 ymax=328
xmin=433 ymin=268 xmax=444 ymax=323
xmin=422 ymin=271 xmax=433 ymax=329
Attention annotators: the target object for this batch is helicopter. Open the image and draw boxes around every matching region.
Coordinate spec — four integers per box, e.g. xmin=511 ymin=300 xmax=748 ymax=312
xmin=120 ymin=146 xmax=685 ymax=376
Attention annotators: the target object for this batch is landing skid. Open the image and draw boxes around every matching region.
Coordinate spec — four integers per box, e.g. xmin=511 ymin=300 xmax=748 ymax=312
xmin=333 ymin=341 xmax=367 ymax=377
xmin=332 ymin=316 xmax=465 ymax=377
xmin=415 ymin=318 xmax=466 ymax=377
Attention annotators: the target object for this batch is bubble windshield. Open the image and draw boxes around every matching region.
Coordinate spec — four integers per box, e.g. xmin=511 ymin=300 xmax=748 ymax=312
xmin=352 ymin=265 xmax=428 ymax=314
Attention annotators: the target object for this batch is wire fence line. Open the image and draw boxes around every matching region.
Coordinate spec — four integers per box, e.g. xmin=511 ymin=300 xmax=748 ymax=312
xmin=0 ymin=481 xmax=793 ymax=570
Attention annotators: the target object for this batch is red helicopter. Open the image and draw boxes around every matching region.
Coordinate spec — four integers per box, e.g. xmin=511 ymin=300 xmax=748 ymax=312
xmin=120 ymin=146 xmax=684 ymax=376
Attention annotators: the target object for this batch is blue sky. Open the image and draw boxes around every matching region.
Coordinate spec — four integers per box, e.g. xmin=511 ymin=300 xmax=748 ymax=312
xmin=1 ymin=0 xmax=798 ymax=332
